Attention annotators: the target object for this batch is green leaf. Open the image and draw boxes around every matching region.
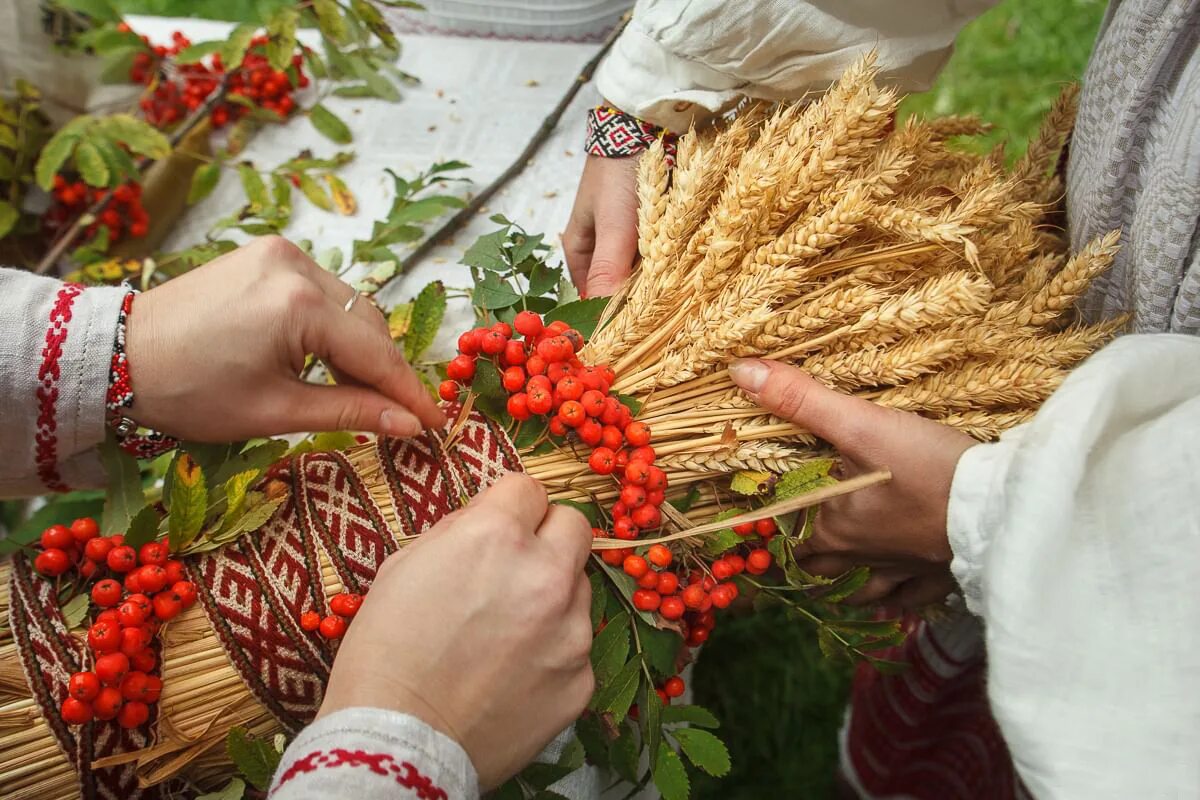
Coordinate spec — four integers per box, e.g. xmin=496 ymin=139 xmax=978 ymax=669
xmin=470 ymin=359 xmax=507 ymax=421
xmin=123 ymin=505 xmax=161 ymax=549
xmin=0 ymin=492 xmax=105 ymax=557
xmin=865 ymin=655 xmax=910 ymax=675
xmin=588 ymin=657 xmax=640 ymax=722
xmin=309 ymin=103 xmax=353 ymax=144
xmin=510 ymin=231 xmax=546 ymax=266
xmin=404 ymin=281 xmax=446 ymax=362
xmin=74 ymin=141 xmax=110 ymax=187
xmin=208 ymin=494 xmax=284 ymax=545
xmin=99 ymin=434 xmax=145 ymax=537
xmin=196 ymin=777 xmax=246 ymax=800
xmin=575 ymin=715 xmax=609 ymax=769
xmin=219 ymin=23 xmax=258 ymax=70
xmin=616 ymin=394 xmax=643 ymax=416
xmin=60 ymin=592 xmax=90 ymax=629
xmin=608 ymin=726 xmax=639 ymax=784
xmin=326 ymin=173 xmax=356 ymax=215
xmin=590 ymin=610 xmax=630 ymax=686
xmin=774 ymin=459 xmax=837 ymax=502
xmin=0 ymin=201 xmax=17 ymax=239
xmin=100 ymin=48 xmax=141 ymax=84
xmin=596 ymin=558 xmax=661 ymax=629
xmin=518 ymin=762 xmax=574 ymax=791
xmin=588 ymin=572 xmax=607 ymax=630
xmin=635 ymin=615 xmax=682 ymax=676
xmin=643 ymin=682 xmax=664 ymax=771
xmin=188 ymin=162 xmax=221 ymax=205
xmin=310 ymin=432 xmax=358 ymax=452
xmin=662 ymin=704 xmax=720 ymax=729
xmin=460 ymin=229 xmax=509 ymax=271
xmin=298 ymin=172 xmax=333 ymax=211
xmin=556 ymin=735 xmax=585 ymax=771
xmin=167 ymin=453 xmax=208 ymax=551
xmin=35 ymin=130 xmax=79 ymax=190
xmin=265 ymin=6 xmax=300 ymax=71
xmin=820 ymin=566 xmax=871 ymax=603
xmin=349 ymin=54 xmax=402 ymax=102
xmin=312 ymin=0 xmax=348 ymax=42
xmin=100 ymin=114 xmax=170 ymax=159
xmin=545 ymin=298 xmax=608 ymax=339
xmin=474 ymin=272 xmax=521 ymax=311
xmin=174 ymin=41 xmax=224 ymax=64
xmin=54 ymin=0 xmax=120 ymax=22
xmin=672 ymin=728 xmax=731 ymax=777
xmin=351 ymin=0 xmax=398 ymax=48
xmin=526 ymin=263 xmax=562 ymax=297
xmin=511 ymin=416 xmax=547 ymax=450
xmin=668 ymin=486 xmax=701 ymax=513
xmin=552 ymin=500 xmax=600 ymax=528
xmin=701 ymin=528 xmax=741 ymax=557
xmin=217 ymin=469 xmax=261 ymax=531
xmin=238 ymin=164 xmax=269 ymax=212
xmin=652 ymin=742 xmax=690 ymax=800
xmin=730 ymin=469 xmax=772 ymax=495
xmin=226 ymin=727 xmax=281 ymax=792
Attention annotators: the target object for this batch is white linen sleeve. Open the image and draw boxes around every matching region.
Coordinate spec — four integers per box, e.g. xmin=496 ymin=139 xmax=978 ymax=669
xmin=946 ymin=333 xmax=1200 ymax=797
xmin=270 ymin=707 xmax=479 ymax=800
xmin=595 ymin=0 xmax=1001 ymax=130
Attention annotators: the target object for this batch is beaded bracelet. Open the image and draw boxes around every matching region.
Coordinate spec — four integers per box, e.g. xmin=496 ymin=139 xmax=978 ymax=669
xmin=106 ymin=286 xmax=177 ymax=459
xmin=585 ymin=105 xmax=678 ymax=165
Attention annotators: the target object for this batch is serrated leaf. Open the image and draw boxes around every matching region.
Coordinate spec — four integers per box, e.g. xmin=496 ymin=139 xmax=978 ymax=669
xmin=662 ymin=704 xmax=720 ymax=729
xmin=298 ymin=172 xmax=333 ymax=211
xmin=226 ymin=727 xmax=280 ymax=792
xmin=123 ymin=505 xmax=161 ymax=549
xmin=643 ymin=683 xmax=664 ymax=770
xmin=100 ymin=114 xmax=170 ymax=159
xmin=575 ymin=715 xmax=609 ymax=768
xmin=596 ymin=558 xmax=663 ymax=629
xmin=188 ymin=162 xmax=221 ymax=205
xmin=174 ymin=41 xmax=224 ymax=64
xmin=589 ymin=572 xmax=607 ymax=630
xmin=218 ymin=469 xmax=260 ymax=532
xmin=474 ymin=272 xmax=521 ymax=311
xmin=590 ymin=611 xmax=630 ymax=686
xmin=238 ymin=164 xmax=269 ymax=212
xmin=168 ymin=454 xmax=208 ymax=551
xmin=866 ymin=655 xmax=910 ymax=675
xmin=470 ymin=359 xmax=507 ymax=421
xmin=219 ymin=23 xmax=257 ymax=70
xmin=349 ymin=54 xmax=402 ymax=102
xmin=820 ymin=566 xmax=871 ymax=603
xmin=99 ymin=434 xmax=144 ymax=537
xmin=60 ymin=593 xmax=90 ymax=629
xmin=652 ymin=742 xmax=690 ymax=800
xmin=325 ymin=173 xmax=356 ymax=215
xmin=309 ymin=103 xmax=352 ymax=144
xmin=388 ymin=302 xmax=413 ymax=339
xmin=0 ymin=201 xmax=17 ymax=239
xmin=518 ymin=762 xmax=574 ymax=791
xmin=196 ymin=777 xmax=246 ymax=800
xmin=461 ymin=229 xmax=509 ymax=271
xmin=74 ymin=141 xmax=109 ymax=187
xmin=608 ymin=727 xmax=639 ymax=784
xmin=265 ymin=6 xmax=299 ymax=71
xmin=271 ymin=173 xmax=292 ymax=216
xmin=730 ymin=469 xmax=772 ymax=495
xmin=774 ymin=458 xmax=838 ymax=502
xmin=0 ymin=491 xmax=105 ymax=557
xmin=544 ymin=298 xmax=608 ymax=339
xmin=668 ymin=486 xmax=701 ymax=513
xmin=526 ymin=263 xmax=562 ymax=297
xmin=816 ymin=626 xmax=846 ymax=661
xmin=312 ymin=0 xmax=348 ymax=42
xmin=672 ymin=728 xmax=731 ymax=777
xmin=702 ymin=527 xmax=741 ymax=557
xmin=588 ymin=658 xmax=640 ymax=722
xmin=312 ymin=431 xmax=359 ymax=451
xmin=55 ymin=0 xmax=120 ymax=22
xmin=635 ymin=615 xmax=682 ymax=676
xmin=351 ymin=0 xmax=398 ymax=48
xmin=553 ymin=500 xmax=601 ymax=528
xmin=510 ymin=231 xmax=546 ymax=266
xmin=615 ymin=394 xmax=642 ymax=416
xmin=512 ymin=415 xmax=547 ymax=449
xmin=404 ymin=281 xmax=445 ymax=362
xmin=35 ymin=130 xmax=79 ymax=190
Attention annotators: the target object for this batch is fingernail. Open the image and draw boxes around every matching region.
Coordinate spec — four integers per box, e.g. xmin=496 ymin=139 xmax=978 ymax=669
xmin=729 ymin=359 xmax=769 ymax=393
xmin=379 ymin=408 xmax=420 ymax=437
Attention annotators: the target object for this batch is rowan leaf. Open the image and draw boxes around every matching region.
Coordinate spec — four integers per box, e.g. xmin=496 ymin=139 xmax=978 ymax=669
xmin=123 ymin=505 xmax=162 ymax=549
xmin=388 ymin=302 xmax=413 ymax=339
xmin=100 ymin=114 xmax=170 ymax=159
xmin=404 ymin=281 xmax=445 ymax=362
xmin=461 ymin=229 xmax=509 ymax=271
xmin=219 ymin=24 xmax=257 ymax=70
xmin=0 ymin=201 xmax=17 ymax=238
xmin=174 ymin=41 xmax=224 ymax=64
xmin=309 ymin=103 xmax=352 ymax=144
xmin=196 ymin=778 xmax=246 ymax=800
xmin=168 ymin=454 xmax=208 ymax=551
xmin=99 ymin=434 xmax=145 ymax=537
xmin=218 ymin=469 xmax=260 ymax=532
xmin=298 ymin=172 xmax=333 ymax=211
xmin=474 ymin=272 xmax=521 ymax=311
xmin=35 ymin=129 xmax=79 ymax=190
xmin=545 ymin=298 xmax=608 ymax=339
xmin=588 ymin=657 xmax=639 ymax=722
xmin=55 ymin=0 xmax=120 ymax=23
xmin=470 ymin=359 xmax=507 ymax=421
xmin=264 ymin=6 xmax=299 ymax=71
xmin=74 ymin=140 xmax=110 ymax=187
xmin=662 ymin=704 xmax=720 ymax=729
xmin=325 ymin=173 xmax=357 ymax=215
xmin=730 ymin=469 xmax=772 ymax=495
xmin=588 ymin=572 xmax=607 ymax=629
xmin=217 ymin=494 xmax=285 ymax=541
xmin=590 ymin=610 xmax=630 ymax=686
xmin=238 ymin=164 xmax=269 ymax=212
xmin=607 ymin=727 xmax=639 ymax=784
xmin=312 ymin=0 xmax=348 ymax=43
xmin=774 ymin=459 xmax=837 ymax=501
xmin=672 ymin=727 xmax=731 ymax=777
xmin=60 ymin=593 xmax=90 ymax=630
xmin=226 ymin=727 xmax=280 ymax=792
xmin=188 ymin=162 xmax=221 ymax=205
xmin=652 ymin=742 xmax=690 ymax=800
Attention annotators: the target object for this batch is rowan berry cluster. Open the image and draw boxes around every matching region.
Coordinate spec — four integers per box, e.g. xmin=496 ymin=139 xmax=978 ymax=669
xmin=31 ymin=517 xmax=198 ymax=729
xmin=127 ymin=27 xmax=308 ymax=129
xmin=443 ymin=310 xmax=778 ymax=696
xmin=45 ymin=177 xmax=149 ymax=243
xmin=298 ymin=591 xmax=364 ymax=641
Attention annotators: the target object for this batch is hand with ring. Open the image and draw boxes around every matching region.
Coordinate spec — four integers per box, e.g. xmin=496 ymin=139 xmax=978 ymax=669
xmin=124 ymin=236 xmax=445 ymax=441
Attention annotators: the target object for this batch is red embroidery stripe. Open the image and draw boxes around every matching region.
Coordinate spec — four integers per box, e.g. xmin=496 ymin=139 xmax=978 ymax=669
xmin=272 ymin=748 xmax=449 ymax=799
xmin=35 ymin=282 xmax=85 ymax=492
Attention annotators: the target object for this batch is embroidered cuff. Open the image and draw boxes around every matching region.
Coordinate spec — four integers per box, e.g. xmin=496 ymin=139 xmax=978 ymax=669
xmin=105 ymin=285 xmax=176 ymax=460
xmin=585 ymin=105 xmax=678 ymax=165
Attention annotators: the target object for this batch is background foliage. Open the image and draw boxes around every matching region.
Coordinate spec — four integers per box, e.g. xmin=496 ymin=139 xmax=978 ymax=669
xmin=79 ymin=0 xmax=1108 ymax=795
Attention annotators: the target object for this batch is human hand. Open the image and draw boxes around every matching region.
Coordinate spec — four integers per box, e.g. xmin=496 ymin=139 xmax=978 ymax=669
xmin=730 ymin=358 xmax=977 ymax=608
xmin=318 ymin=473 xmax=595 ymax=789
xmin=125 ymin=236 xmax=444 ymax=441
xmin=563 ymin=153 xmax=640 ymax=298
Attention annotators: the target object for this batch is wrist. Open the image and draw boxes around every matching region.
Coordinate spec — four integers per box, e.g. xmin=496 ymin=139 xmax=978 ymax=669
xmin=109 ymin=284 xmax=176 ymax=458
xmin=584 ymin=104 xmax=678 ymax=165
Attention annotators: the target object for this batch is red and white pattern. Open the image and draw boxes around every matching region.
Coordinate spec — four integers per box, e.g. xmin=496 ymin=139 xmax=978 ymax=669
xmin=271 ymin=748 xmax=448 ymax=799
xmin=585 ymin=106 xmax=678 ymax=165
xmin=841 ymin=613 xmax=1025 ymax=799
xmin=34 ymin=282 xmax=85 ymax=492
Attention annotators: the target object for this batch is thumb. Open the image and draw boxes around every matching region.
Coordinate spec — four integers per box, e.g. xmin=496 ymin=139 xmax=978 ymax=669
xmin=584 ymin=210 xmax=638 ymax=298
xmin=728 ymin=359 xmax=895 ymax=455
xmin=270 ymin=382 xmax=425 ymax=439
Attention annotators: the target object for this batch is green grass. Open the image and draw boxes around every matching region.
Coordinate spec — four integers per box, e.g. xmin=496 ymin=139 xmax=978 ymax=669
xmin=110 ymin=0 xmax=1106 ymax=796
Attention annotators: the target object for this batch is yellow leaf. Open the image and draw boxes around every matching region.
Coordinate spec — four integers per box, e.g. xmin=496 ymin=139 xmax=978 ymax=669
xmin=388 ymin=302 xmax=414 ymax=339
xmin=326 ymin=173 xmax=357 ymax=215
xmin=730 ymin=470 xmax=772 ymax=495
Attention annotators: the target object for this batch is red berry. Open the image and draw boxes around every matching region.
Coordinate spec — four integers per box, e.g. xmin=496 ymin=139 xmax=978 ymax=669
xmin=656 ymin=687 xmax=670 ymax=706
xmin=600 ymin=397 xmax=623 ymax=426
xmin=438 ymin=380 xmax=459 ymax=402
xmin=514 ymin=310 xmax=543 ymax=337
xmin=503 ymin=339 xmax=527 ymax=366
xmin=548 ymin=417 xmax=567 ymax=436
xmin=656 ymin=571 xmax=679 ymax=595
xmin=164 ymin=559 xmax=186 ymax=584
xmin=664 ymin=676 xmax=685 ymax=698
xmin=130 ymin=648 xmax=157 ymax=673
xmin=725 ymin=554 xmax=746 ymax=575
xmin=502 ymin=366 xmax=526 ymax=392
xmin=152 ymin=590 xmax=184 ymax=621
xmin=118 ymin=700 xmax=150 ymax=729
xmin=588 ymin=447 xmax=615 ymax=475
xmin=624 ymin=421 xmax=651 ymax=446
xmin=613 ymin=518 xmax=639 ymax=540
xmin=95 ymin=652 xmax=130 ymax=686
xmin=682 ymin=585 xmax=707 ymax=610
xmin=88 ymin=621 xmax=121 ymax=654
xmin=527 ymin=388 xmax=553 ymax=416
xmin=40 ymin=524 xmax=73 ymax=550
xmin=746 ymin=549 xmax=773 ymax=575
xmin=138 ymin=542 xmax=168 ymax=567
xmin=319 ymin=614 xmax=347 ymax=639
xmin=34 ymin=548 xmax=70 ymax=577
xmin=78 ymin=559 xmax=98 ymax=579
xmin=69 ymin=671 xmax=101 ymax=702
xmin=637 ymin=570 xmax=660 ymax=589
xmin=547 ymin=361 xmax=570 ymax=385
xmin=710 ymin=584 xmax=735 ymax=608
xmin=624 ymin=460 xmax=651 ymax=486
xmin=578 ymin=419 xmax=603 ymax=446
xmin=733 ymin=522 xmax=756 ymax=537
xmin=628 ymin=446 xmax=655 ymax=465
xmin=118 ymin=599 xmax=149 ymax=628
xmin=631 ymin=504 xmax=662 ymax=530
xmin=646 ymin=544 xmax=672 ymax=568
xmin=120 ymin=670 xmax=150 ymax=701
xmin=446 ymin=354 xmax=476 ymax=381
xmin=755 ymin=518 xmax=778 ymax=536
xmin=545 ymin=320 xmax=569 ymax=336
xmin=329 ymin=592 xmax=363 ymax=618
xmin=91 ymin=578 xmax=123 ymax=608
xmin=143 ymin=675 xmax=163 ymax=703
xmin=632 ymin=589 xmax=661 ymax=612
xmin=106 ymin=546 xmax=137 ymax=573
xmin=70 ymin=518 xmax=99 ymax=543
xmin=558 ymin=401 xmax=585 ymax=428
xmin=659 ymin=596 xmax=685 ymax=620
xmin=619 ymin=484 xmax=647 ymax=509
xmin=491 ymin=321 xmax=513 ymax=338
xmin=556 ymin=376 xmax=583 ymax=401
xmin=85 ymin=536 xmax=114 ymax=562
xmin=600 ymin=548 xmax=625 ymax=566
xmin=611 ymin=501 xmax=629 ymax=520
xmin=506 ymin=392 xmax=531 ymax=421
xmin=300 ymin=610 xmax=321 ymax=631
xmin=113 ymin=184 xmax=134 ymax=204
xmin=137 ymin=564 xmax=168 ymax=594
xmin=173 ymin=580 xmax=198 ymax=609
xmin=525 ymin=354 xmax=547 ymax=376
xmin=622 ymin=554 xmax=649 ymax=579
xmin=61 ymin=697 xmax=94 ymax=726
xmin=600 ymin=425 xmax=623 ymax=450
xmin=120 ymin=626 xmax=152 ymax=658
xmin=562 ymin=329 xmax=584 ymax=352
xmin=93 ymin=687 xmax=123 ymax=720
xmin=457 ymin=330 xmax=481 ymax=355
xmin=481 ymin=330 xmax=507 ymax=355
xmin=96 ymin=609 xmax=120 ymax=627
xmin=124 ymin=593 xmax=152 ymax=617
xmin=687 ymin=626 xmax=711 ymax=647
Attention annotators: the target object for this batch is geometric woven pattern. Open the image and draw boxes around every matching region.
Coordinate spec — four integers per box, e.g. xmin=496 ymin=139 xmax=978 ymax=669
xmin=585 ymin=106 xmax=677 ymax=165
